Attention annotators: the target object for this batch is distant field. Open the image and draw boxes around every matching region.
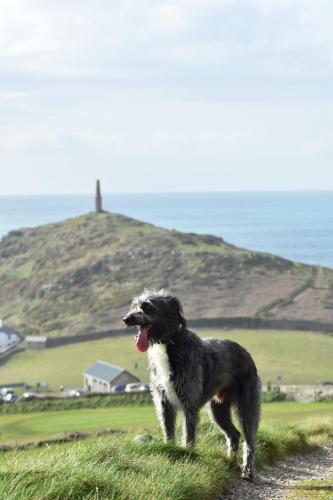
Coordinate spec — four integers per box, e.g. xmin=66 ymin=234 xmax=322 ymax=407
xmin=0 ymin=329 xmax=332 ymax=389
xmin=0 ymin=407 xmax=156 ymax=446
xmin=1 ymin=401 xmax=333 ymax=447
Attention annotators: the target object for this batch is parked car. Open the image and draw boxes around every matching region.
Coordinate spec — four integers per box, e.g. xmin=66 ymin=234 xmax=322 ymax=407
xmin=67 ymin=389 xmax=87 ymax=398
xmin=0 ymin=387 xmax=15 ymax=397
xmin=111 ymin=384 xmax=126 ymax=394
xmin=21 ymin=392 xmax=40 ymax=400
xmin=125 ymin=383 xmax=142 ymax=393
xmin=3 ymin=393 xmax=18 ymax=403
xmin=139 ymin=384 xmax=150 ymax=393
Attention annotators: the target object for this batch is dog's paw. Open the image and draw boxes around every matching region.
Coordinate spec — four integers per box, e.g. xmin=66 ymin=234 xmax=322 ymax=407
xmin=241 ymin=467 xmax=254 ymax=482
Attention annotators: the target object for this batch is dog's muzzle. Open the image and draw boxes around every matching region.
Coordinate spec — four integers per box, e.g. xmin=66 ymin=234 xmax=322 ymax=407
xmin=122 ymin=312 xmax=146 ymax=327
xmin=123 ymin=312 xmax=151 ymax=353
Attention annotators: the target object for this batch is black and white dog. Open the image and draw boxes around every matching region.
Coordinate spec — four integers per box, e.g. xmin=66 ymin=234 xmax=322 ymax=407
xmin=123 ymin=289 xmax=261 ymax=480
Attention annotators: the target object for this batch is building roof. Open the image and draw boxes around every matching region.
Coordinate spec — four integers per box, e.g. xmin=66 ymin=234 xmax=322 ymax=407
xmin=84 ymin=360 xmax=125 ymax=382
xmin=0 ymin=321 xmax=20 ymax=337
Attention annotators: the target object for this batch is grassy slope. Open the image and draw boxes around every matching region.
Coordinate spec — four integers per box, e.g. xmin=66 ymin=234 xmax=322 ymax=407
xmin=0 ymin=329 xmax=332 ymax=388
xmin=0 ymin=407 xmax=332 ymax=499
xmin=1 ymin=402 xmax=333 ymax=447
xmin=1 ymin=211 xmax=332 ymax=337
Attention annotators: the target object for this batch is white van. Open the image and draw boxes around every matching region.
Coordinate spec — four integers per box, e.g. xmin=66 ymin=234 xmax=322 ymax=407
xmin=0 ymin=387 xmax=15 ymax=397
xmin=125 ymin=383 xmax=142 ymax=393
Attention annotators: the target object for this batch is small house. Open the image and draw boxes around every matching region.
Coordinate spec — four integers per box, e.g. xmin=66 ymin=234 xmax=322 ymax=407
xmin=84 ymin=360 xmax=140 ymax=393
xmin=25 ymin=336 xmax=48 ymax=350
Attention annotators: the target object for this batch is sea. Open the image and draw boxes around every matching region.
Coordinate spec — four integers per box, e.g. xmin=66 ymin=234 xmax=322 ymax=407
xmin=0 ymin=191 xmax=332 ymax=269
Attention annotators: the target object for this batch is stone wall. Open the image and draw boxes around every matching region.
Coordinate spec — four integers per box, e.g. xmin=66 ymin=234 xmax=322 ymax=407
xmin=188 ymin=316 xmax=333 ymax=333
xmin=268 ymin=384 xmax=333 ymax=401
xmin=46 ymin=328 xmax=128 ymax=348
xmin=41 ymin=316 xmax=333 ymax=350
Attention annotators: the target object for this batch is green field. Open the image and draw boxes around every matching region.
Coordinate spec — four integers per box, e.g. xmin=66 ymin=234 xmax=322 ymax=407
xmin=0 ymin=329 xmax=332 ymax=388
xmin=0 ymin=407 xmax=156 ymax=446
xmin=1 ymin=402 xmax=333 ymax=447
xmin=0 ymin=403 xmax=332 ymax=499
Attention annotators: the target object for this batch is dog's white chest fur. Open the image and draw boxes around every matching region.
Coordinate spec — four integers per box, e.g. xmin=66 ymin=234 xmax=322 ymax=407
xmin=148 ymin=344 xmax=181 ymax=408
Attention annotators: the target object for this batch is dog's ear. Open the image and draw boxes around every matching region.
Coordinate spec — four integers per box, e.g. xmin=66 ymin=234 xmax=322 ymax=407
xmin=179 ymin=309 xmax=187 ymax=330
xmin=168 ymin=295 xmax=187 ymax=330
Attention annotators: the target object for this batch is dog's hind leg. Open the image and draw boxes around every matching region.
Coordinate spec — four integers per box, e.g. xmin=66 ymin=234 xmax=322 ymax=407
xmin=208 ymin=399 xmax=241 ymax=456
xmin=235 ymin=379 xmax=261 ymax=481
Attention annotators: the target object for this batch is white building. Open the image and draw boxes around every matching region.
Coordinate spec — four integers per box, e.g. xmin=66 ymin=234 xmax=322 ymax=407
xmin=84 ymin=360 xmax=140 ymax=393
xmin=0 ymin=320 xmax=21 ymax=353
xmin=25 ymin=336 xmax=48 ymax=350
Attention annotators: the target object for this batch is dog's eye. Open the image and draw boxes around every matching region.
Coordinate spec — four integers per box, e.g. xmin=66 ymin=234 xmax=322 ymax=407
xmin=141 ymin=302 xmax=153 ymax=313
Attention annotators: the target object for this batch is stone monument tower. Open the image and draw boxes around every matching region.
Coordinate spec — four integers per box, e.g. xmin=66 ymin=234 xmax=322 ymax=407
xmin=95 ymin=179 xmax=103 ymax=213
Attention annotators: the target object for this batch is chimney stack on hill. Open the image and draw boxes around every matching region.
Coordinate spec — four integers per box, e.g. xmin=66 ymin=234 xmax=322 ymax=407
xmin=95 ymin=179 xmax=103 ymax=213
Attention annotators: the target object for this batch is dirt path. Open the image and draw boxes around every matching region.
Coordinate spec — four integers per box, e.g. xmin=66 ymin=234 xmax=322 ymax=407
xmin=222 ymin=442 xmax=333 ymax=499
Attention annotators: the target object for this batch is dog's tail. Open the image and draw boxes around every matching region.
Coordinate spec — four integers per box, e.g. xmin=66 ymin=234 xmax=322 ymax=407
xmin=234 ymin=375 xmax=261 ymax=441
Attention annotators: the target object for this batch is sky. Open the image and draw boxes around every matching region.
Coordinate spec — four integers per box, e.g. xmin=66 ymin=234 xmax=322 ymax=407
xmin=0 ymin=0 xmax=332 ymax=194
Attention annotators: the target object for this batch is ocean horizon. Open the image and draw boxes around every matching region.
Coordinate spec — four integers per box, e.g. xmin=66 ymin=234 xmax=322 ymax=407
xmin=0 ymin=191 xmax=332 ymax=269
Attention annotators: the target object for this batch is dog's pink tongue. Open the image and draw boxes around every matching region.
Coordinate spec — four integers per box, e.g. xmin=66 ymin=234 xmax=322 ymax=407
xmin=136 ymin=326 xmax=149 ymax=352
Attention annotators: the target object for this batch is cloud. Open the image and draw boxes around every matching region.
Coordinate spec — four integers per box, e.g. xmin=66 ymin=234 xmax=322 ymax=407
xmin=0 ymin=0 xmax=331 ymax=91
xmin=0 ymin=0 xmax=332 ymax=193
xmin=148 ymin=4 xmax=189 ymax=32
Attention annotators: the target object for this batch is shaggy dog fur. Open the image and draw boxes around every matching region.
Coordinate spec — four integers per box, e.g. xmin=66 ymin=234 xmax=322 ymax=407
xmin=123 ymin=289 xmax=261 ymax=480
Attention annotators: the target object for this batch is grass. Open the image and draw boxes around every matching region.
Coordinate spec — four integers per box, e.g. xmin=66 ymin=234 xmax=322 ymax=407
xmin=262 ymin=401 xmax=333 ymax=423
xmin=0 ymin=329 xmax=332 ymax=389
xmin=291 ymin=480 xmax=333 ymax=499
xmin=0 ymin=401 xmax=332 ymax=448
xmin=0 ymin=409 xmax=332 ymax=499
xmin=0 ymin=407 xmax=157 ymax=446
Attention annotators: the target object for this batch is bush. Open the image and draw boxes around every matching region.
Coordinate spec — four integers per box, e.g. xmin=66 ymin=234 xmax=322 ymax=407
xmin=0 ymin=392 xmax=153 ymax=415
xmin=316 ymin=394 xmax=333 ymax=402
xmin=262 ymin=390 xmax=287 ymax=403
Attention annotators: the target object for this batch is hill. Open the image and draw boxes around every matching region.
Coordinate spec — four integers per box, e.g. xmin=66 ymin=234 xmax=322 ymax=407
xmin=0 ymin=211 xmax=333 ymax=337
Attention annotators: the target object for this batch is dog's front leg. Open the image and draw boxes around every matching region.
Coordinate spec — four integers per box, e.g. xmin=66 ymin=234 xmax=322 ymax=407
xmin=157 ymin=397 xmax=176 ymax=443
xmin=183 ymin=407 xmax=199 ymax=446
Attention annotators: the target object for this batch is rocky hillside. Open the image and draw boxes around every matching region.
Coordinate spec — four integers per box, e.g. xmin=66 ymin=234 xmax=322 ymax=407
xmin=0 ymin=211 xmax=332 ymax=337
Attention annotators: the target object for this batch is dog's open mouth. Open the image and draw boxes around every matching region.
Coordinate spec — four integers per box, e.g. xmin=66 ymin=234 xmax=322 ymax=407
xmin=122 ymin=313 xmax=152 ymax=352
xmin=136 ymin=324 xmax=151 ymax=352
